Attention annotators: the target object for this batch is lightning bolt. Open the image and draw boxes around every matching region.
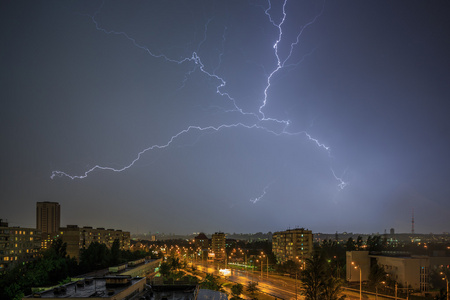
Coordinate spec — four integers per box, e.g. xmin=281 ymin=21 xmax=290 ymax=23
xmin=51 ymin=0 xmax=348 ymax=199
xmin=250 ymin=180 xmax=276 ymax=204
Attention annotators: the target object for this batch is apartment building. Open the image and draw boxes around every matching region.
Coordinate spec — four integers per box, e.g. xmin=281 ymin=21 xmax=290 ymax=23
xmin=60 ymin=225 xmax=130 ymax=260
xmin=36 ymin=202 xmax=60 ymax=234
xmin=272 ymin=228 xmax=313 ymax=264
xmin=211 ymin=232 xmax=226 ymax=261
xmin=0 ymin=220 xmax=41 ymax=270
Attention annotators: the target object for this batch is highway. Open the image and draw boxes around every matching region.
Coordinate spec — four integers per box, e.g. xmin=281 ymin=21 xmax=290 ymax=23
xmin=193 ymin=261 xmax=304 ymax=300
xmin=191 ymin=261 xmax=392 ymax=300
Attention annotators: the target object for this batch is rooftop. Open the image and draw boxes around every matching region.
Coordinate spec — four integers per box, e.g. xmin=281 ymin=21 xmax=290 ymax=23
xmin=24 ymin=276 xmax=145 ymax=299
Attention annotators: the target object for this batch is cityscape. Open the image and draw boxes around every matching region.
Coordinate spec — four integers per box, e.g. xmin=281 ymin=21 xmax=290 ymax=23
xmin=1 ymin=201 xmax=450 ymax=299
xmin=2 ymin=0 xmax=450 ymax=299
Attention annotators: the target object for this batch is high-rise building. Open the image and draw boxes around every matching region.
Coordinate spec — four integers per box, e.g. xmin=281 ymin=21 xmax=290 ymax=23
xmin=272 ymin=228 xmax=313 ymax=264
xmin=0 ymin=220 xmax=41 ymax=270
xmin=36 ymin=201 xmax=60 ymax=234
xmin=211 ymin=232 xmax=226 ymax=261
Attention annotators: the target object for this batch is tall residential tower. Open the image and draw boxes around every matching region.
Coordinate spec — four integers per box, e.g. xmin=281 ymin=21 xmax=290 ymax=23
xmin=36 ymin=201 xmax=60 ymax=234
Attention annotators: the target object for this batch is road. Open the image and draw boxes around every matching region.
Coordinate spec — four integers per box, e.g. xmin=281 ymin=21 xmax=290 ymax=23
xmin=191 ymin=261 xmax=400 ymax=300
xmin=193 ymin=261 xmax=303 ymax=300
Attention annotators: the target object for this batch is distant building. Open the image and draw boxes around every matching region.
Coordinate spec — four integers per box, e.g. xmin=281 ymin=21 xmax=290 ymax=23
xmin=194 ymin=232 xmax=210 ymax=249
xmin=211 ymin=232 xmax=226 ymax=261
xmin=225 ymin=238 xmax=237 ymax=251
xmin=0 ymin=220 xmax=41 ymax=270
xmin=36 ymin=201 xmax=60 ymax=249
xmin=59 ymin=225 xmax=130 ymax=260
xmin=390 ymin=228 xmax=395 ymax=235
xmin=36 ymin=201 xmax=60 ymax=234
xmin=272 ymin=228 xmax=313 ymax=264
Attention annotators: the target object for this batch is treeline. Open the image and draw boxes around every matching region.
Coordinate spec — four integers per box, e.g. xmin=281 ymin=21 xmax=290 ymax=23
xmin=0 ymin=239 xmax=156 ymax=300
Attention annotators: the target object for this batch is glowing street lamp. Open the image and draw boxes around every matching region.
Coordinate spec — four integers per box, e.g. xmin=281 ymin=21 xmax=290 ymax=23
xmin=440 ymin=271 xmax=449 ymax=300
xmin=352 ymin=262 xmax=362 ymax=300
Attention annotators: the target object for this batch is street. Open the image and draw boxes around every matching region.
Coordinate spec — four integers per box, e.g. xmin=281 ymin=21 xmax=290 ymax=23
xmin=193 ymin=261 xmax=303 ymax=300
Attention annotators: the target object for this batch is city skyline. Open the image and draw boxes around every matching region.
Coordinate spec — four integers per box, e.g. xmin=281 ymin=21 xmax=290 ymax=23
xmin=2 ymin=1 xmax=450 ymax=234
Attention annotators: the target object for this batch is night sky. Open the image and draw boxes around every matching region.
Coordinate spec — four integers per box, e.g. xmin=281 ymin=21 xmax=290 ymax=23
xmin=2 ymin=1 xmax=450 ymax=235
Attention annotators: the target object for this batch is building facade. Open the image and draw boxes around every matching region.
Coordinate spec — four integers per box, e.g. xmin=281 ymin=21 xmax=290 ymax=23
xmin=36 ymin=201 xmax=60 ymax=235
xmin=0 ymin=220 xmax=41 ymax=270
xmin=346 ymin=251 xmax=450 ymax=292
xmin=211 ymin=232 xmax=226 ymax=261
xmin=59 ymin=225 xmax=130 ymax=260
xmin=194 ymin=232 xmax=210 ymax=250
xmin=272 ymin=228 xmax=313 ymax=264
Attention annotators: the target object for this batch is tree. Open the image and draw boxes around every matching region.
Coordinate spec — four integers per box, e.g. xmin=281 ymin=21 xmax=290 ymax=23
xmin=368 ymin=263 xmax=386 ymax=293
xmin=322 ymin=276 xmax=346 ymax=300
xmin=201 ymin=273 xmax=223 ymax=291
xmin=45 ymin=238 xmax=67 ymax=259
xmin=279 ymin=260 xmax=300 ymax=276
xmin=246 ymin=281 xmax=259 ymax=298
xmin=158 ymin=261 xmax=172 ymax=278
xmin=230 ymin=283 xmax=244 ymax=300
xmin=367 ymin=235 xmax=383 ymax=252
xmin=301 ymin=253 xmax=345 ymax=300
xmin=345 ymin=238 xmax=356 ymax=251
xmin=110 ymin=239 xmax=122 ymax=265
xmin=79 ymin=242 xmax=110 ymax=272
xmin=356 ymin=236 xmax=363 ymax=250
xmin=301 ymin=255 xmax=327 ymax=300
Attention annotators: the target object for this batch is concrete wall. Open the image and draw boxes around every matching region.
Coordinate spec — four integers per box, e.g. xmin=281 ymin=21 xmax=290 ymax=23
xmin=346 ymin=251 xmax=370 ymax=282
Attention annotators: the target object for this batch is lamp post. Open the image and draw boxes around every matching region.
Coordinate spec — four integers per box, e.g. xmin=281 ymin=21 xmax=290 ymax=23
xmin=441 ymin=271 xmax=449 ymax=300
xmin=260 ymin=259 xmax=263 ymax=277
xmin=352 ymin=262 xmax=362 ymax=300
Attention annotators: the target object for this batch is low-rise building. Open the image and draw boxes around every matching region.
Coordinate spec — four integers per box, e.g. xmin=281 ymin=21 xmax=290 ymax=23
xmin=59 ymin=225 xmax=130 ymax=260
xmin=0 ymin=220 xmax=41 ymax=270
xmin=194 ymin=232 xmax=209 ymax=250
xmin=23 ymin=275 xmax=145 ymax=299
xmin=272 ymin=228 xmax=313 ymax=264
xmin=346 ymin=251 xmax=450 ymax=292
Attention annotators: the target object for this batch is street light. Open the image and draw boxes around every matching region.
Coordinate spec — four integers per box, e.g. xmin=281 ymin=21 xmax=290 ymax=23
xmin=440 ymin=271 xmax=449 ymax=300
xmin=352 ymin=262 xmax=362 ymax=300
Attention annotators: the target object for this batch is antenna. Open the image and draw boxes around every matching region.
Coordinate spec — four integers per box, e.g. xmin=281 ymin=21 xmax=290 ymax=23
xmin=412 ymin=208 xmax=415 ymax=234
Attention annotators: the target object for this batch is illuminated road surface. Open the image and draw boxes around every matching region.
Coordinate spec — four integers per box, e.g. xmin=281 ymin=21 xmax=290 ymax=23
xmin=193 ymin=261 xmax=303 ymax=300
xmin=192 ymin=261 xmax=389 ymax=300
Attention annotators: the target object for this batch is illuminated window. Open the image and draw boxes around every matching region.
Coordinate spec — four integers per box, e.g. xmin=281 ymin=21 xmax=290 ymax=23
xmin=30 ymin=232 xmax=33 ymax=235
xmin=4 ymin=257 xmax=8 ymax=261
